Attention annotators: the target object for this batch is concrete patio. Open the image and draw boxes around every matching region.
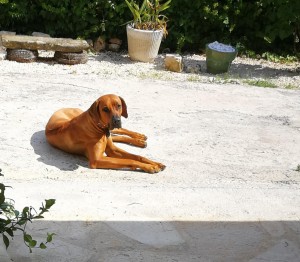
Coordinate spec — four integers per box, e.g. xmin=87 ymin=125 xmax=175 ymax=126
xmin=0 ymin=61 xmax=300 ymax=261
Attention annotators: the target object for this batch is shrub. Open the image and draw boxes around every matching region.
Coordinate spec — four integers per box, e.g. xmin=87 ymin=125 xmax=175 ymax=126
xmin=0 ymin=169 xmax=55 ymax=252
xmin=0 ymin=0 xmax=299 ymax=56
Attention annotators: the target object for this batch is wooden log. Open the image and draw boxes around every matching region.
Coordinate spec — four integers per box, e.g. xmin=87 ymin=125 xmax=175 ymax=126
xmin=1 ymin=35 xmax=89 ymax=52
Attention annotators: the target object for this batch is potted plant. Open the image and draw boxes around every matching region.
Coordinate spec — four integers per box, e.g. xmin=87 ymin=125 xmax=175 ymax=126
xmin=125 ymin=0 xmax=171 ymax=62
xmin=0 ymin=169 xmax=55 ymax=257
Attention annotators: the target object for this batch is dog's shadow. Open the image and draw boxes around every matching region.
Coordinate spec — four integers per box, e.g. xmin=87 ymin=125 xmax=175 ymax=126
xmin=31 ymin=130 xmax=87 ymax=171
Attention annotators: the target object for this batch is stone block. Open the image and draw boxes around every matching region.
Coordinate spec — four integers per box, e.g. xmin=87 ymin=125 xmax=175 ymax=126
xmin=94 ymin=36 xmax=106 ymax=52
xmin=0 ymin=31 xmax=16 ymax=47
xmin=1 ymin=35 xmax=89 ymax=52
xmin=165 ymin=54 xmax=183 ymax=73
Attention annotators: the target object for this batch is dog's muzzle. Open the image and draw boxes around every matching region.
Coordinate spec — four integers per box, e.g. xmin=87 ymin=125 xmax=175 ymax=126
xmin=111 ymin=115 xmax=122 ymax=129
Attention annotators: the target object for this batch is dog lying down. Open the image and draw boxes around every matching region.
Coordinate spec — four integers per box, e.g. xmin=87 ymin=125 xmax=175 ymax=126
xmin=45 ymin=94 xmax=165 ymax=173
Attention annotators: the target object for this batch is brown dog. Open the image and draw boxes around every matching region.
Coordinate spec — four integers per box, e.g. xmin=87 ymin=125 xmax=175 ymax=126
xmin=45 ymin=94 xmax=165 ymax=173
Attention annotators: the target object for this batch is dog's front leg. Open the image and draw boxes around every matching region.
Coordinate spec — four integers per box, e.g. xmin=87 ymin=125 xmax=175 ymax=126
xmin=105 ymin=137 xmax=165 ymax=172
xmin=111 ymin=135 xmax=147 ymax=148
xmin=111 ymin=128 xmax=147 ymax=141
xmin=111 ymin=128 xmax=147 ymax=148
xmin=86 ymin=139 xmax=164 ymax=173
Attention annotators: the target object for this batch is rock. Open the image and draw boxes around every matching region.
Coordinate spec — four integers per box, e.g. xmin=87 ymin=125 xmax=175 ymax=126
xmin=229 ymin=79 xmax=241 ymax=85
xmin=1 ymin=35 xmax=89 ymax=52
xmin=162 ymin=48 xmax=171 ymax=54
xmin=94 ymin=36 xmax=106 ymax=52
xmin=209 ymin=77 xmax=215 ymax=82
xmin=7 ymin=49 xmax=38 ymax=63
xmin=108 ymin=44 xmax=120 ymax=52
xmin=184 ymin=64 xmax=201 ymax=74
xmin=108 ymin=38 xmax=122 ymax=52
xmin=54 ymin=51 xmax=88 ymax=65
xmin=165 ymin=54 xmax=183 ymax=73
xmin=0 ymin=47 xmax=6 ymax=60
xmin=109 ymin=38 xmax=122 ymax=46
xmin=86 ymin=39 xmax=94 ymax=48
xmin=32 ymin=32 xmax=51 ymax=37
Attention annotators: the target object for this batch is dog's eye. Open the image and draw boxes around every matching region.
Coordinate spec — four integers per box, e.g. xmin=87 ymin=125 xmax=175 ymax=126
xmin=103 ymin=107 xmax=110 ymax=113
xmin=117 ymin=104 xmax=121 ymax=109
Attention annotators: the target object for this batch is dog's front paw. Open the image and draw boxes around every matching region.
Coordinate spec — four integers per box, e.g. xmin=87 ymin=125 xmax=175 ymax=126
xmin=143 ymin=163 xmax=165 ymax=173
xmin=155 ymin=162 xmax=166 ymax=171
xmin=134 ymin=139 xmax=147 ymax=148
xmin=132 ymin=132 xmax=147 ymax=141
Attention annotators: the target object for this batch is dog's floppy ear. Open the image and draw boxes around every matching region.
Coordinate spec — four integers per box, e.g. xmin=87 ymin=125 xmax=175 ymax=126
xmin=119 ymin=96 xmax=128 ymax=118
xmin=89 ymin=99 xmax=100 ymax=120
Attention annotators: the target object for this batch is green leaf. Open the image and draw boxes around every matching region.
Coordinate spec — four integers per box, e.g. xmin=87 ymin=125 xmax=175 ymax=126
xmin=158 ymin=0 xmax=172 ymax=12
xmin=14 ymin=210 xmax=20 ymax=217
xmin=33 ymin=215 xmax=44 ymax=219
xmin=45 ymin=199 xmax=56 ymax=210
xmin=18 ymin=219 xmax=27 ymax=226
xmin=3 ymin=234 xmax=9 ymax=249
xmin=22 ymin=206 xmax=29 ymax=215
xmin=29 ymin=240 xmax=37 ymax=248
xmin=264 ymin=36 xmax=272 ymax=43
xmin=24 ymin=233 xmax=32 ymax=243
xmin=6 ymin=228 xmax=14 ymax=237
xmin=0 ymin=185 xmax=5 ymax=205
xmin=39 ymin=242 xmax=47 ymax=249
xmin=47 ymin=233 xmax=55 ymax=243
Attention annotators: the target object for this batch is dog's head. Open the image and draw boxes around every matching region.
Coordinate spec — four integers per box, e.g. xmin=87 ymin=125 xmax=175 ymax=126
xmin=89 ymin=94 xmax=128 ymax=130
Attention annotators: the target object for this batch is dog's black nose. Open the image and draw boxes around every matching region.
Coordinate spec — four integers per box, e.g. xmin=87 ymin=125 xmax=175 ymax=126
xmin=112 ymin=115 xmax=121 ymax=128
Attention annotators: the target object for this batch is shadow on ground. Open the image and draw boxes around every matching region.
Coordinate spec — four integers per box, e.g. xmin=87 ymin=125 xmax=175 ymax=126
xmin=30 ymin=130 xmax=87 ymax=171
xmin=89 ymin=51 xmax=134 ymax=65
xmin=4 ymin=220 xmax=300 ymax=261
xmin=230 ymin=63 xmax=298 ymax=79
xmin=186 ymin=56 xmax=298 ymax=79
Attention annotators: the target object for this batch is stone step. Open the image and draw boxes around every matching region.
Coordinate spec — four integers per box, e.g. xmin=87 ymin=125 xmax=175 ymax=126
xmin=1 ymin=35 xmax=89 ymax=52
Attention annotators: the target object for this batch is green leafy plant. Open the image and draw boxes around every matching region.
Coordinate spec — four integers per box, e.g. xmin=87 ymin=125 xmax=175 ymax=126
xmin=125 ymin=0 xmax=171 ymax=36
xmin=0 ymin=169 xmax=55 ymax=253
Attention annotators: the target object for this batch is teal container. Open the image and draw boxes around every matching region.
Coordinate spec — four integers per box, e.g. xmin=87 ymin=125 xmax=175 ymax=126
xmin=206 ymin=44 xmax=237 ymax=74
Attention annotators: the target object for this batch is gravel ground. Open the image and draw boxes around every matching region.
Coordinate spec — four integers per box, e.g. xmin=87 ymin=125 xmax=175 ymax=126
xmin=0 ymin=51 xmax=299 ymax=88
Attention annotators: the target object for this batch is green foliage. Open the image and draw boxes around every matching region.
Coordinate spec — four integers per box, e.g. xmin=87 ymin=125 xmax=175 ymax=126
xmin=0 ymin=0 xmax=130 ymax=39
xmin=0 ymin=169 xmax=55 ymax=252
xmin=0 ymin=0 xmax=299 ymax=56
xmin=125 ymin=0 xmax=171 ymax=36
xmin=261 ymin=52 xmax=299 ymax=63
xmin=162 ymin=0 xmax=300 ymax=55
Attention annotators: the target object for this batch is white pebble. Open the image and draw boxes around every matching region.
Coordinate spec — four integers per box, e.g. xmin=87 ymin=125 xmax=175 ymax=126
xmin=208 ymin=41 xmax=235 ymax=53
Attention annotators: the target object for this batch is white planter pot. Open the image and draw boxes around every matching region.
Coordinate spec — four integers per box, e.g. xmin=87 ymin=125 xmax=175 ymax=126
xmin=126 ymin=24 xmax=163 ymax=63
